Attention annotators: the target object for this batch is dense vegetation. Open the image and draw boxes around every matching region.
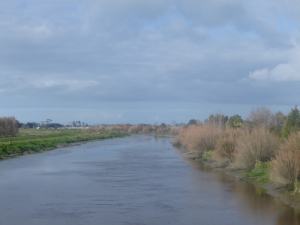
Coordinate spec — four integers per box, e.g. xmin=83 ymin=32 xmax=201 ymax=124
xmin=0 ymin=117 xmax=19 ymax=137
xmin=91 ymin=123 xmax=172 ymax=134
xmin=174 ymin=106 xmax=300 ymax=193
xmin=0 ymin=128 xmax=129 ymax=159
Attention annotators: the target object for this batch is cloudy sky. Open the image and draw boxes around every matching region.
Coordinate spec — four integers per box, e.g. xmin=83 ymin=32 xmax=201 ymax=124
xmin=1 ymin=0 xmax=300 ymax=125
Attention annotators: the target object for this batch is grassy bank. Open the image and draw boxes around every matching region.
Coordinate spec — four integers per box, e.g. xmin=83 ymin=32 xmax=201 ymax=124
xmin=0 ymin=128 xmax=129 ymax=159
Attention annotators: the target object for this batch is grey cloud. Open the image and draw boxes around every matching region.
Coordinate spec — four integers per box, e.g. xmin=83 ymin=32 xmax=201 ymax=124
xmin=1 ymin=0 xmax=300 ymax=123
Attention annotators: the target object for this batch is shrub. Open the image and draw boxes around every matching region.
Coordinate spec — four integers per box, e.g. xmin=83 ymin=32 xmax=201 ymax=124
xmin=281 ymin=106 xmax=300 ymax=138
xmin=128 ymin=125 xmax=140 ymax=133
xmin=269 ymin=132 xmax=300 ymax=189
xmin=173 ymin=124 xmax=223 ymax=156
xmin=141 ymin=125 xmax=152 ymax=133
xmin=169 ymin=126 xmax=182 ymax=135
xmin=234 ymin=126 xmax=279 ymax=169
xmin=212 ymin=128 xmax=240 ymax=167
xmin=0 ymin=117 xmax=19 ymax=137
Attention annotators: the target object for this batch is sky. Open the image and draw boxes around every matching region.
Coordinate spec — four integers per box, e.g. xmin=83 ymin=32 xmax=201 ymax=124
xmin=1 ymin=0 xmax=300 ymax=125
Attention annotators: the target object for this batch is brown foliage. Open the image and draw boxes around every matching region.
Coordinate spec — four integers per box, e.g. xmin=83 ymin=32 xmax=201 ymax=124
xmin=122 ymin=124 xmax=131 ymax=132
xmin=128 ymin=125 xmax=140 ymax=133
xmin=169 ymin=126 xmax=182 ymax=135
xmin=246 ymin=106 xmax=272 ymax=127
xmin=234 ymin=126 xmax=279 ymax=169
xmin=173 ymin=124 xmax=223 ymax=156
xmin=141 ymin=125 xmax=152 ymax=133
xmin=0 ymin=117 xmax=19 ymax=137
xmin=270 ymin=132 xmax=300 ymax=188
xmin=213 ymin=128 xmax=241 ymax=167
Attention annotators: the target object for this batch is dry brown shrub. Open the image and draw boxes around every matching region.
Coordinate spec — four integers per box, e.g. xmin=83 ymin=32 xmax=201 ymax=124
xmin=270 ymin=132 xmax=300 ymax=188
xmin=212 ymin=128 xmax=241 ymax=167
xmin=169 ymin=127 xmax=181 ymax=135
xmin=172 ymin=127 xmax=186 ymax=146
xmin=128 ymin=125 xmax=140 ymax=133
xmin=141 ymin=125 xmax=152 ymax=133
xmin=122 ymin=124 xmax=131 ymax=132
xmin=176 ymin=124 xmax=223 ymax=156
xmin=111 ymin=125 xmax=122 ymax=131
xmin=104 ymin=126 xmax=113 ymax=131
xmin=234 ymin=126 xmax=279 ymax=169
xmin=0 ymin=117 xmax=19 ymax=136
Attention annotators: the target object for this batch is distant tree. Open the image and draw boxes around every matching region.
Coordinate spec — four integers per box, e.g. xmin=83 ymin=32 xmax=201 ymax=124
xmin=226 ymin=114 xmax=243 ymax=128
xmin=160 ymin=123 xmax=166 ymax=129
xmin=24 ymin=122 xmax=39 ymax=128
xmin=246 ymin=106 xmax=272 ymax=127
xmin=188 ymin=119 xmax=197 ymax=125
xmin=269 ymin=111 xmax=286 ymax=136
xmin=281 ymin=106 xmax=300 ymax=137
xmin=205 ymin=114 xmax=228 ymax=129
xmin=46 ymin=119 xmax=52 ymax=125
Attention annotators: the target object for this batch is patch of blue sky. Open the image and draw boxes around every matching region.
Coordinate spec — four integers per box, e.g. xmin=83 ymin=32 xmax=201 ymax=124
xmin=208 ymin=24 xmax=259 ymax=40
xmin=273 ymin=17 xmax=296 ymax=32
xmin=20 ymin=0 xmax=28 ymax=7
xmin=141 ymin=13 xmax=190 ymax=31
xmin=140 ymin=3 xmax=192 ymax=31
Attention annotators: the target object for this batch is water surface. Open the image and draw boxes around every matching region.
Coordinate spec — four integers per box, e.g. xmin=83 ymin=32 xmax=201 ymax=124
xmin=0 ymin=135 xmax=299 ymax=225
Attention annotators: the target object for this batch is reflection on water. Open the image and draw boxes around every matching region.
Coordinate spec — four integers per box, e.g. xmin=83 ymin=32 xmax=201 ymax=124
xmin=0 ymin=134 xmax=299 ymax=225
xmin=190 ymin=159 xmax=300 ymax=225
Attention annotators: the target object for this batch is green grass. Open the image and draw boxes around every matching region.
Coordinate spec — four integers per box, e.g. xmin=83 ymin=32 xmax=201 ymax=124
xmin=202 ymin=150 xmax=214 ymax=161
xmin=0 ymin=128 xmax=129 ymax=158
xmin=243 ymin=161 xmax=269 ymax=183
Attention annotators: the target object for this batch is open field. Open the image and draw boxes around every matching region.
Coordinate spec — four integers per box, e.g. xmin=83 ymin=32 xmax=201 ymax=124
xmin=0 ymin=128 xmax=129 ymax=158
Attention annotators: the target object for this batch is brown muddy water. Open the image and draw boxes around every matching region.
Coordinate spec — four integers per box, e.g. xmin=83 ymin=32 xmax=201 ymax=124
xmin=0 ymin=134 xmax=299 ymax=225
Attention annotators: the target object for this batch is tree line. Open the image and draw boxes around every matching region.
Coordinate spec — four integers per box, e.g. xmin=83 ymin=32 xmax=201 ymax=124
xmin=187 ymin=105 xmax=299 ymax=137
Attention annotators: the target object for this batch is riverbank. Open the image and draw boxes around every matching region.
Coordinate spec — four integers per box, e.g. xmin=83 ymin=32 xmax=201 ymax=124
xmin=0 ymin=128 xmax=129 ymax=160
xmin=181 ymin=150 xmax=300 ymax=211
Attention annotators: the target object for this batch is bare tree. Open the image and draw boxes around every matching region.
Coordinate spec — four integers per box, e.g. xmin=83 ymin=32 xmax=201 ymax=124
xmin=246 ymin=106 xmax=272 ymax=127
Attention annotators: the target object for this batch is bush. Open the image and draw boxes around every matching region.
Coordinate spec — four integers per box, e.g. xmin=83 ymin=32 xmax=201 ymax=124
xmin=128 ymin=126 xmax=140 ymax=133
xmin=281 ymin=106 xmax=300 ymax=138
xmin=212 ymin=128 xmax=240 ymax=167
xmin=173 ymin=124 xmax=223 ymax=156
xmin=0 ymin=117 xmax=19 ymax=137
xmin=169 ymin=127 xmax=182 ymax=135
xmin=269 ymin=132 xmax=300 ymax=189
xmin=234 ymin=126 xmax=279 ymax=169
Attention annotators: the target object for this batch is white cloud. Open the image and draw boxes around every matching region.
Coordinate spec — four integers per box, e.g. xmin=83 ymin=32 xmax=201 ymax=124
xmin=249 ymin=42 xmax=300 ymax=81
xmin=30 ymin=78 xmax=98 ymax=90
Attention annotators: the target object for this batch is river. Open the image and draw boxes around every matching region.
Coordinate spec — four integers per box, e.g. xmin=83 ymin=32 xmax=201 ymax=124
xmin=0 ymin=134 xmax=299 ymax=225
